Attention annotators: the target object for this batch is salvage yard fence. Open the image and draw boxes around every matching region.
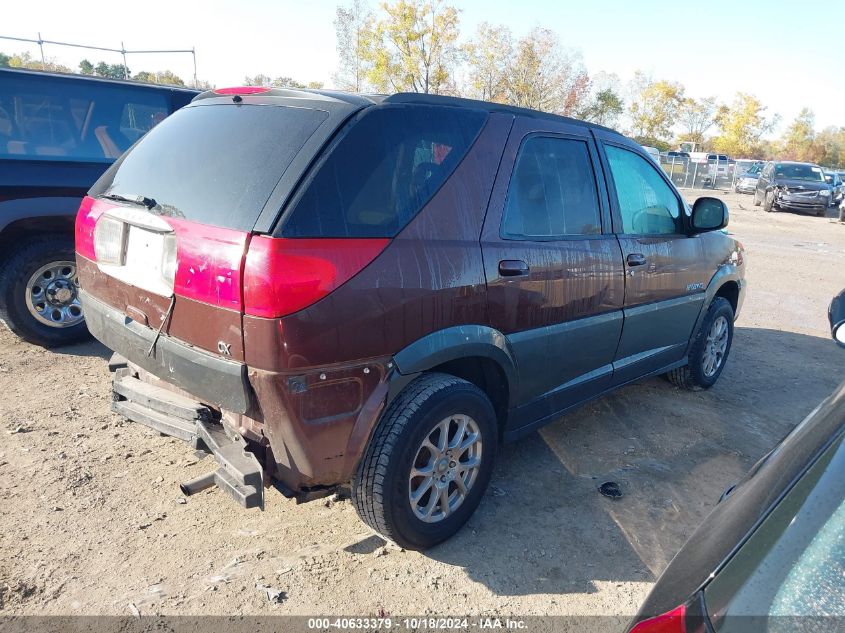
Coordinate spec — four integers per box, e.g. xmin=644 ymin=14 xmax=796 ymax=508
xmin=0 ymin=33 xmax=198 ymax=86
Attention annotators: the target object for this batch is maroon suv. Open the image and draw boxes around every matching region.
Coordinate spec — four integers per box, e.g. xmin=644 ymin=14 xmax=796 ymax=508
xmin=76 ymin=87 xmax=746 ymax=549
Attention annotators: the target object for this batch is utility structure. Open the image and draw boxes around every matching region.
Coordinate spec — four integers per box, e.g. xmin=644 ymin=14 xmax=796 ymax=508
xmin=0 ymin=33 xmax=197 ymax=86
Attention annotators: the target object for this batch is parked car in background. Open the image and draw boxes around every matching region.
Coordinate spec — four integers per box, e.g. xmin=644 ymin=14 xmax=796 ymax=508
xmin=642 ymin=145 xmax=661 ymax=163
xmin=734 ymin=162 xmax=763 ymax=194
xmin=0 ymin=68 xmax=198 ymax=347
xmin=734 ymin=158 xmax=764 ymax=178
xmin=76 ymin=86 xmax=745 ymax=549
xmin=754 ymin=161 xmax=831 ymax=216
xmin=824 ymin=171 xmax=843 ymax=206
xmin=627 ymin=290 xmax=845 ymax=633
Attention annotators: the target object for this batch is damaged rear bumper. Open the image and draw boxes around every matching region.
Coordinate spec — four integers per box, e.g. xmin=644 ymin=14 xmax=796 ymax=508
xmin=111 ymin=361 xmax=264 ymax=509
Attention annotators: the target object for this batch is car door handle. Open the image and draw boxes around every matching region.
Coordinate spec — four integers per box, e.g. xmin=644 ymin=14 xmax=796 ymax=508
xmin=498 ymin=260 xmax=530 ymax=276
xmin=626 ymin=253 xmax=647 ymax=267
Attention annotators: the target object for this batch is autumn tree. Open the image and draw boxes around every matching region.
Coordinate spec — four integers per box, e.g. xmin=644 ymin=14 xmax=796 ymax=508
xmin=134 ymin=70 xmax=186 ymax=86
xmin=463 ymin=22 xmax=512 ymax=102
xmin=779 ymin=108 xmax=821 ymax=162
xmin=361 ymin=0 xmax=461 ymax=94
xmin=244 ymin=75 xmax=323 ymax=89
xmin=678 ymin=96 xmax=718 ymax=146
xmin=6 ymin=51 xmax=71 ymax=73
xmin=333 ymin=0 xmax=373 ymax=91
xmin=505 ymin=27 xmax=590 ymax=116
xmin=711 ymin=93 xmax=776 ymax=157
xmin=628 ymin=72 xmax=685 ymax=143
xmin=814 ymin=126 xmax=845 ymax=167
xmin=577 ymin=72 xmax=624 ymax=126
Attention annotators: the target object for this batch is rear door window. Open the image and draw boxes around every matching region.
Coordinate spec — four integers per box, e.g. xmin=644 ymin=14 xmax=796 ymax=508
xmin=0 ymin=74 xmax=168 ymax=162
xmin=501 ymin=136 xmax=602 ymax=238
xmin=281 ymin=104 xmax=487 ymax=238
xmin=91 ymin=103 xmax=329 ymax=231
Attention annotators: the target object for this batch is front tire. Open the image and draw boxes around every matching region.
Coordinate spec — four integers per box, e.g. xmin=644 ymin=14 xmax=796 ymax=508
xmin=0 ymin=236 xmax=91 ymax=347
xmin=666 ymin=297 xmax=734 ymax=390
xmin=753 ymin=190 xmax=761 ymax=206
xmin=763 ymin=191 xmax=775 ymax=212
xmin=352 ymin=373 xmax=498 ymax=550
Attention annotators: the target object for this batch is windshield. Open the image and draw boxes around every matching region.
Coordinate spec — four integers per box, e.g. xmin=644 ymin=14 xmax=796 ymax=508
xmin=90 ymin=103 xmax=329 ymax=231
xmin=773 ymin=163 xmax=825 ymax=182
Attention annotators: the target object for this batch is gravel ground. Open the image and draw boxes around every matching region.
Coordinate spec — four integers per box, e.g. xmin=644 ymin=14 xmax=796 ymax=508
xmin=1 ymin=189 xmax=843 ymax=619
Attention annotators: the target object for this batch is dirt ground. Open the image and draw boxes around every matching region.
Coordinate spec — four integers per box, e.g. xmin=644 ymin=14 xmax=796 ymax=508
xmin=1 ymin=189 xmax=843 ymax=619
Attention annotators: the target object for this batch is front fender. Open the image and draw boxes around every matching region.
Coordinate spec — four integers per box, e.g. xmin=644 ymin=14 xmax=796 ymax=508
xmin=684 ymin=263 xmax=745 ymax=356
xmin=391 ymin=325 xmax=519 ymax=405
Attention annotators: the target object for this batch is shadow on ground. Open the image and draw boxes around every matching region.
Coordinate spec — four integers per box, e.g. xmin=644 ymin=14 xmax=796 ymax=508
xmin=425 ymin=327 xmax=842 ymax=596
xmin=51 ymin=338 xmax=112 ymax=360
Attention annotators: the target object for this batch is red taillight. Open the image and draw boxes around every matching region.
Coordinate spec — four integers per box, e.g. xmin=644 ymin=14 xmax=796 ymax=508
xmin=213 ymin=86 xmax=271 ymax=95
xmin=243 ymin=237 xmax=389 ymax=318
xmin=166 ymin=218 xmax=249 ymax=311
xmin=75 ymin=195 xmax=110 ymax=260
xmin=629 ymin=605 xmax=686 ymax=633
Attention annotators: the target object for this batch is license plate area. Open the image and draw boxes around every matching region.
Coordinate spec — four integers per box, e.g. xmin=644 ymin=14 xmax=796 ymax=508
xmin=95 ymin=207 xmax=176 ymax=298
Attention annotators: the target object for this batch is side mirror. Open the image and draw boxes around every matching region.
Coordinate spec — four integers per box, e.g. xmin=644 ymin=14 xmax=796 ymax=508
xmin=691 ymin=197 xmax=729 ymax=232
xmin=829 ymin=289 xmax=845 ymax=347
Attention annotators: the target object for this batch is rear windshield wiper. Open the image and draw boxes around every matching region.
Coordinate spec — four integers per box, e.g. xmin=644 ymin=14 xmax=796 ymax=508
xmin=101 ymin=192 xmax=158 ymax=210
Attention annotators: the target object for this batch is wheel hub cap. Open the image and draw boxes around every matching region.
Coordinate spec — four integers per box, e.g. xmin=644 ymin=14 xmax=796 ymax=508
xmin=408 ymin=414 xmax=483 ymax=523
xmin=25 ymin=261 xmax=84 ymax=328
xmin=702 ymin=315 xmax=729 ymax=378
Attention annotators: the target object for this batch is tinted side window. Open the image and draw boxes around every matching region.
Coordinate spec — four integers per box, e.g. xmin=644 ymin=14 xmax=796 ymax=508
xmin=0 ymin=75 xmax=167 ymax=162
xmin=605 ymin=145 xmax=683 ymax=235
xmin=501 ymin=136 xmax=601 ymax=239
xmin=282 ymin=104 xmax=487 ymax=238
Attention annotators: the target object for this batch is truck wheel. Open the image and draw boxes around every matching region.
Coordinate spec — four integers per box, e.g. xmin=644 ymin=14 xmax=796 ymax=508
xmin=0 ymin=236 xmax=91 ymax=347
xmin=352 ymin=373 xmax=497 ymax=550
xmin=666 ymin=297 xmax=734 ymax=391
xmin=753 ymin=190 xmax=761 ymax=206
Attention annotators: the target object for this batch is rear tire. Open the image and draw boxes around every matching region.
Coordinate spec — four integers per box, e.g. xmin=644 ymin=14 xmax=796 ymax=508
xmin=352 ymin=373 xmax=498 ymax=550
xmin=0 ymin=236 xmax=91 ymax=348
xmin=753 ymin=190 xmax=761 ymax=206
xmin=665 ymin=297 xmax=734 ymax=391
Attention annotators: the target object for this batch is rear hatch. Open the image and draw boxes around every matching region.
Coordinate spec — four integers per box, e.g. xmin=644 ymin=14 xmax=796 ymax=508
xmin=75 ymin=90 xmax=363 ymax=394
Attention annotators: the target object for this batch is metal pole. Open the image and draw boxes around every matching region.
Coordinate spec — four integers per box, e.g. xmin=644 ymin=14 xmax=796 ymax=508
xmin=670 ymin=157 xmax=676 ymax=184
xmin=692 ymin=161 xmax=699 ymax=190
xmin=192 ymin=47 xmax=197 ymax=87
xmin=37 ymin=32 xmax=45 ymax=70
xmin=121 ymin=41 xmax=128 ymax=78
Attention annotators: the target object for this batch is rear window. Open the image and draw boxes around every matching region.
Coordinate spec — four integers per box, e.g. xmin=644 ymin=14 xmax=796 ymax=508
xmin=281 ymin=104 xmax=487 ymax=238
xmin=92 ymin=103 xmax=329 ymax=231
xmin=0 ymin=74 xmax=168 ymax=162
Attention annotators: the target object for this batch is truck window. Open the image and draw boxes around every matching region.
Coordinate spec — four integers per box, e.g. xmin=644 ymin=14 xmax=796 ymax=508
xmin=0 ymin=74 xmax=168 ymax=162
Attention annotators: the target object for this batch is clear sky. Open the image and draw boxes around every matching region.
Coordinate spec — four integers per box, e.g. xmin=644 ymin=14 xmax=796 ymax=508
xmin=3 ymin=0 xmax=842 ymax=134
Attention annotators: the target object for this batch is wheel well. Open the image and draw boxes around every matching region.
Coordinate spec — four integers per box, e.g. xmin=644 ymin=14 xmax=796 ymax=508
xmin=0 ymin=217 xmax=74 ymax=262
xmin=429 ymin=356 xmax=509 ymax=433
xmin=715 ymin=281 xmax=739 ymax=314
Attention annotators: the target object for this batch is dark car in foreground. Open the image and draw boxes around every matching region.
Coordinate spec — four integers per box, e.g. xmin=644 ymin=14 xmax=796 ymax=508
xmin=76 ymin=86 xmax=746 ymax=549
xmin=0 ymin=68 xmax=197 ymax=347
xmin=627 ymin=292 xmax=845 ymax=633
xmin=753 ymin=161 xmax=831 ymax=215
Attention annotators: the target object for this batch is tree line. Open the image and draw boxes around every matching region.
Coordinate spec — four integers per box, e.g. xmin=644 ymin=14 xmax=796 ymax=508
xmin=332 ymin=0 xmax=844 ymax=167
